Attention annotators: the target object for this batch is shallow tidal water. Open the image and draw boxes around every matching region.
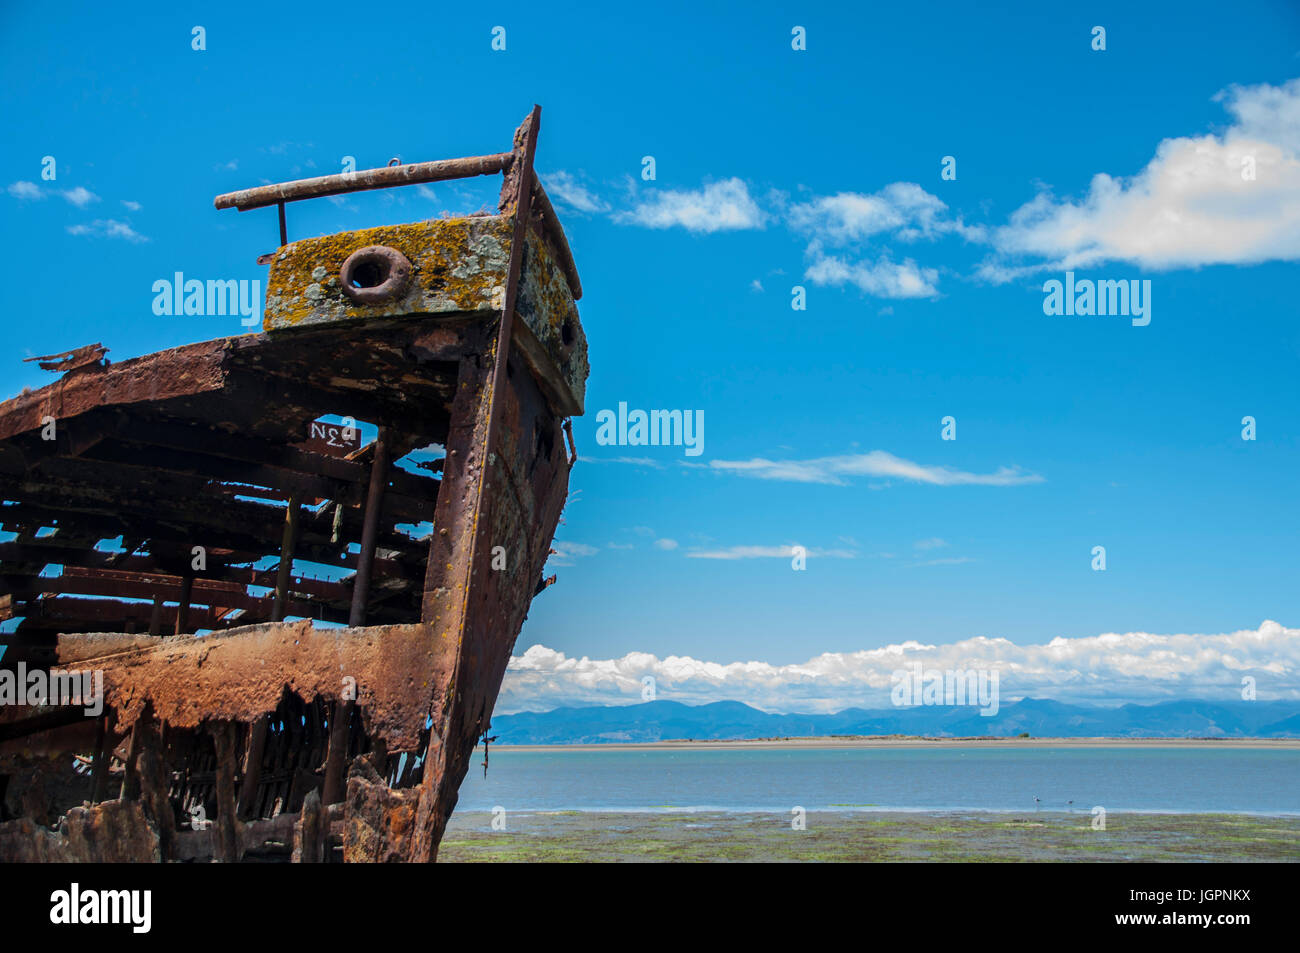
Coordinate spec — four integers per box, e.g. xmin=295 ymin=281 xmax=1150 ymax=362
xmin=441 ymin=745 xmax=1300 ymax=861
xmin=455 ymin=744 xmax=1300 ymax=815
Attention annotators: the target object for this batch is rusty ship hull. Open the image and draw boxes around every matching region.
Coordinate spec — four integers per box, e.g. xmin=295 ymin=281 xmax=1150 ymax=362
xmin=0 ymin=107 xmax=586 ymax=862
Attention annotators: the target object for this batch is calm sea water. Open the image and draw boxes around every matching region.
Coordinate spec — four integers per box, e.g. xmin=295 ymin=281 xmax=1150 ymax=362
xmin=454 ymin=746 xmax=1300 ymax=815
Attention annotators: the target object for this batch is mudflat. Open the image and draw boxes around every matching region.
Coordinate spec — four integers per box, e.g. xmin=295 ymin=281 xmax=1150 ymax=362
xmin=440 ymin=810 xmax=1300 ymax=862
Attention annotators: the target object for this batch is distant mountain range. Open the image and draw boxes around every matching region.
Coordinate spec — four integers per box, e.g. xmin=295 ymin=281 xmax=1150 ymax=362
xmin=489 ymin=699 xmax=1300 ymax=744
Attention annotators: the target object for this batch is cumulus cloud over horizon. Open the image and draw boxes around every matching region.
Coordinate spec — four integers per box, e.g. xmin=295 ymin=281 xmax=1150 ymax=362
xmin=496 ymin=621 xmax=1300 ymax=714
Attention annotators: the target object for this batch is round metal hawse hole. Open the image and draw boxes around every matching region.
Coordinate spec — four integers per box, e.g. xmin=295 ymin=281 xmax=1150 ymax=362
xmin=340 ymin=245 xmax=412 ymax=304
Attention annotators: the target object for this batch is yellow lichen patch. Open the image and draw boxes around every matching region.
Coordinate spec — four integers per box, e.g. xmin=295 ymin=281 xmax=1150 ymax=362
xmin=264 ymin=216 xmax=514 ymax=331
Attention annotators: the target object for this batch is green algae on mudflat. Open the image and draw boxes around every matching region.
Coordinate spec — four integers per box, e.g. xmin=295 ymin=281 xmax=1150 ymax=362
xmin=439 ymin=810 xmax=1300 ymax=863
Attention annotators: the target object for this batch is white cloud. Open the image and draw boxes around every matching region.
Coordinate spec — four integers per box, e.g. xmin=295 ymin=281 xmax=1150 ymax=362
xmin=686 ymin=544 xmax=856 ymax=560
xmin=544 ymin=171 xmax=610 ymax=214
xmin=616 ymin=177 xmax=765 ymax=232
xmin=653 ymin=538 xmax=679 ymax=550
xmin=688 ymin=545 xmax=790 ymax=559
xmin=66 ymin=219 xmax=147 ymax=243
xmin=497 ymin=620 xmax=1300 ymax=713
xmin=61 ymin=186 xmax=99 ymax=207
xmin=547 ymin=540 xmax=598 ymax=568
xmin=7 ymin=181 xmax=44 ymax=200
xmin=121 ymin=200 xmax=142 ymax=211
xmin=790 ymin=183 xmax=983 ymax=244
xmin=804 ymin=253 xmax=940 ymax=298
xmin=914 ymin=537 xmax=948 ymax=550
xmin=788 ymin=183 xmax=983 ymax=299
xmin=586 ymin=456 xmax=665 ymax=469
xmin=986 ymin=77 xmax=1300 ymax=275
xmin=696 ymin=450 xmax=1042 ymax=487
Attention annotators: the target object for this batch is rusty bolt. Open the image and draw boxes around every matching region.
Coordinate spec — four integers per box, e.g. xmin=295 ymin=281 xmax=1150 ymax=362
xmin=339 ymin=245 xmax=413 ymax=304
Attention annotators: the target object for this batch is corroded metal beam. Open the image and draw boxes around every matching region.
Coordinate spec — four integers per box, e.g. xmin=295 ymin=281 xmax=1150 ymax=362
xmin=271 ymin=492 xmax=302 ymax=622
xmin=213 ymin=152 xmax=515 ymax=211
xmin=22 ymin=342 xmax=108 ymax=373
xmin=349 ymin=428 xmax=391 ymax=627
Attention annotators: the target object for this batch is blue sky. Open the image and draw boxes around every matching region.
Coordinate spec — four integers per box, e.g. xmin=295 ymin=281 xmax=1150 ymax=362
xmin=2 ymin=2 xmax=1298 ymax=711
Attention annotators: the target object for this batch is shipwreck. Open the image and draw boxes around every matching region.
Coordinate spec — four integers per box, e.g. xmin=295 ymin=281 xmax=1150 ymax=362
xmin=0 ymin=107 xmax=587 ymax=862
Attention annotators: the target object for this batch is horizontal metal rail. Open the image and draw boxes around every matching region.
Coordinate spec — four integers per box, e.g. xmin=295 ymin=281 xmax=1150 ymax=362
xmin=213 ymin=136 xmax=582 ymax=300
xmin=213 ymin=152 xmax=515 ymax=211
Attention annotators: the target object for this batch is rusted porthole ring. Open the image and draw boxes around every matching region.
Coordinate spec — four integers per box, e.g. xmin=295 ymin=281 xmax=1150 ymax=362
xmin=340 ymin=245 xmax=412 ymax=304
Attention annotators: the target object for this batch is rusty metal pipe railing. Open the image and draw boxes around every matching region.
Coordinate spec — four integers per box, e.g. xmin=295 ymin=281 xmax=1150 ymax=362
xmin=212 ymin=111 xmax=582 ymax=301
xmin=213 ymin=152 xmax=516 ymax=211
